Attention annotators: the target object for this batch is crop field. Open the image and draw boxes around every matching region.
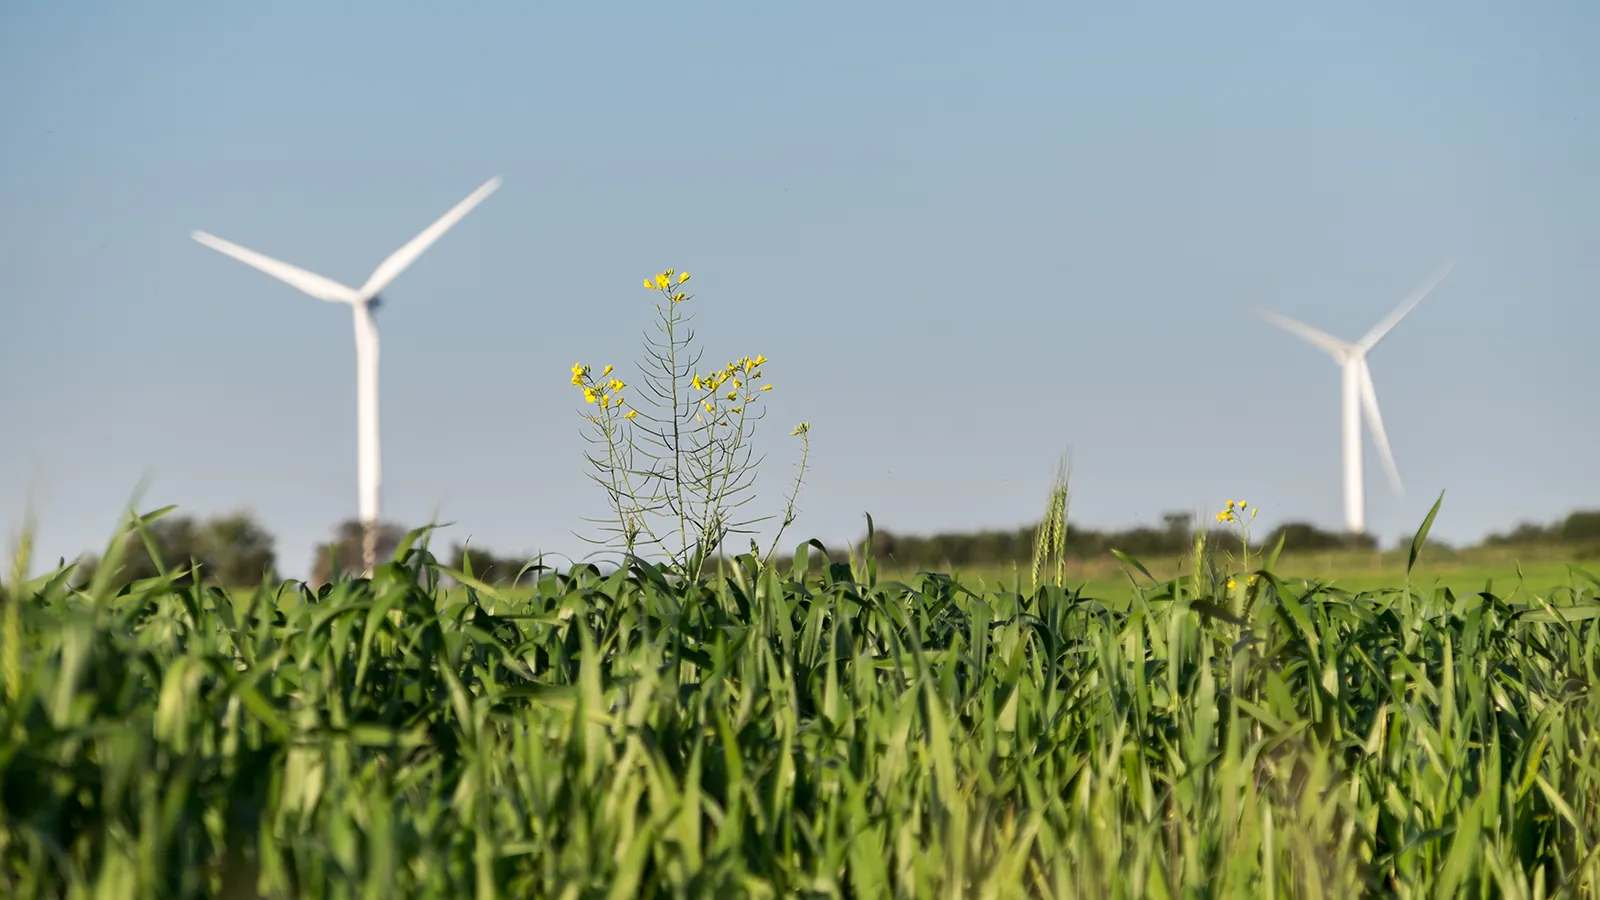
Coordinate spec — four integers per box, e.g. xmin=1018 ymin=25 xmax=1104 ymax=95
xmin=3 ymin=502 xmax=1599 ymax=899
xmin=881 ymin=552 xmax=1592 ymax=613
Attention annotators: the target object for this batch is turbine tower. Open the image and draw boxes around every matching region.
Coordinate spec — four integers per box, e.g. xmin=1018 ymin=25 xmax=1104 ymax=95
xmin=1257 ymin=260 xmax=1456 ymax=536
xmin=192 ymin=176 xmax=502 ymax=575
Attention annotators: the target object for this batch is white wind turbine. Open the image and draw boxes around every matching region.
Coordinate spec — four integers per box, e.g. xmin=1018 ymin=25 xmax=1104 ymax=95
xmin=1256 ymin=260 xmax=1456 ymax=536
xmin=192 ymin=176 xmax=502 ymax=575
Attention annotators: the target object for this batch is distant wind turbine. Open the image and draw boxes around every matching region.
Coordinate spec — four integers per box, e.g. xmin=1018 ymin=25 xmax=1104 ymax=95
xmin=192 ymin=176 xmax=502 ymax=575
xmin=1256 ymin=260 xmax=1457 ymax=536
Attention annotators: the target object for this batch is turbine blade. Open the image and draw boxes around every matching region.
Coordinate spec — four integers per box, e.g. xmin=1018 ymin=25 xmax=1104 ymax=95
xmin=192 ymin=231 xmax=360 ymax=303
xmin=357 ymin=176 xmax=502 ymax=300
xmin=1255 ymin=307 xmax=1353 ymax=360
xmin=1356 ymin=258 xmax=1457 ymax=352
xmin=1356 ymin=358 xmax=1404 ymax=494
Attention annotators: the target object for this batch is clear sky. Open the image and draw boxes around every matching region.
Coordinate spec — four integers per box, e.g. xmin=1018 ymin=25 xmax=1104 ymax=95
xmin=2 ymin=1 xmax=1596 ymax=580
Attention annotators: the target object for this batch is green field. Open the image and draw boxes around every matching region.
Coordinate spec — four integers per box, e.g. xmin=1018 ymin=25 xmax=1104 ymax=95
xmin=876 ymin=547 xmax=1594 ymax=610
xmin=3 ymin=515 xmax=1599 ymax=898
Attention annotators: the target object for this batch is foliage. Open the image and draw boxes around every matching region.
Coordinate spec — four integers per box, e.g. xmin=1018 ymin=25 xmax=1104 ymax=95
xmin=309 ymin=519 xmax=408 ymax=586
xmin=2 ymin=508 xmax=1599 ymax=897
xmin=444 ymin=543 xmax=541 ymax=587
xmin=570 ymin=269 xmax=810 ymax=579
xmin=857 ymin=517 xmax=1389 ymax=573
xmin=1486 ymin=509 xmax=1600 ymax=553
xmin=42 ymin=505 xmax=1599 ymax=586
xmin=73 ymin=509 xmax=278 ymax=589
xmin=1261 ymin=520 xmax=1381 ymax=553
xmin=199 ymin=512 xmax=280 ymax=587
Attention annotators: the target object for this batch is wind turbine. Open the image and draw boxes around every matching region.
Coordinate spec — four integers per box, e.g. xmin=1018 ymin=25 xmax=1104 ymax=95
xmin=1256 ymin=260 xmax=1456 ymax=536
xmin=192 ymin=176 xmax=502 ymax=575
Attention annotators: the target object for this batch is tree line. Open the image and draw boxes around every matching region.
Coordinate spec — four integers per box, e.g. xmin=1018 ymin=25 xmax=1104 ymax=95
xmin=66 ymin=512 xmax=537 ymax=591
xmin=57 ymin=506 xmax=1600 ymax=591
xmin=848 ymin=508 xmax=1600 ymax=571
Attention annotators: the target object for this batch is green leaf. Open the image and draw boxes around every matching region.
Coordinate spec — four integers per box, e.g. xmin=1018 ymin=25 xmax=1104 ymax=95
xmin=393 ymin=522 xmax=445 ymax=566
xmin=1407 ymin=491 xmax=1445 ymax=576
xmin=1110 ymin=549 xmax=1157 ymax=584
xmin=1262 ymin=530 xmax=1287 ymax=573
xmin=1189 ymin=600 xmax=1248 ymax=628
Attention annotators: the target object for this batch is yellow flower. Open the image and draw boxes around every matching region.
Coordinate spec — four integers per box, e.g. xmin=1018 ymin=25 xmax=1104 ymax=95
xmin=643 ymin=278 xmax=654 ymax=290
xmin=754 ymin=354 xmax=767 ymax=366
xmin=1226 ymin=579 xmax=1237 ymax=590
xmin=677 ymin=272 xmax=690 ymax=285
xmin=600 ymin=394 xmax=611 ymax=408
xmin=601 ymin=365 xmax=613 ymax=377
xmin=1248 ymin=574 xmax=1258 ymax=586
xmin=791 ymin=422 xmax=810 ymax=436
xmin=583 ymin=387 xmax=598 ymax=404
xmin=1216 ymin=512 xmax=1229 ymax=523
xmin=703 ymin=401 xmax=715 ymax=412
xmin=760 ymin=384 xmax=772 ymax=392
xmin=726 ymin=391 xmax=737 ymax=400
xmin=624 ymin=409 xmax=638 ymax=419
xmin=608 ymin=379 xmax=625 ymax=392
xmin=692 ymin=374 xmax=703 ymax=390
xmin=654 ymin=273 xmax=670 ymax=290
xmin=731 ymin=406 xmax=743 ymax=414
xmin=672 ymin=292 xmax=686 ymax=303
xmin=613 ymin=396 xmax=624 ymax=408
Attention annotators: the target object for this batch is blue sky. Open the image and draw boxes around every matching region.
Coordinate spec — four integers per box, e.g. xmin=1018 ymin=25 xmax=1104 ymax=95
xmin=2 ymin=1 xmax=1596 ymax=580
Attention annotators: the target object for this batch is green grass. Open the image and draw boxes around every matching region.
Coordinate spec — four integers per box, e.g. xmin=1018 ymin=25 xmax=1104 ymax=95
xmin=884 ymin=548 xmax=1593 ymax=612
xmin=3 ymin=515 xmax=1600 ymax=898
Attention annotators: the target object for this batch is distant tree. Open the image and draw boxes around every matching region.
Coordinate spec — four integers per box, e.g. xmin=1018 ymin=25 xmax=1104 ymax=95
xmin=201 ymin=511 xmax=279 ymax=586
xmin=1344 ymin=531 xmax=1382 ymax=552
xmin=1112 ymin=525 xmax=1182 ymax=557
xmin=1483 ymin=521 xmax=1557 ymax=547
xmin=1262 ymin=521 xmax=1378 ymax=553
xmin=74 ymin=510 xmax=278 ymax=588
xmin=1405 ymin=537 xmax=1458 ymax=557
xmin=446 ymin=544 xmax=538 ymax=585
xmin=122 ymin=514 xmax=205 ymax=583
xmin=310 ymin=520 xmax=409 ymax=586
xmin=1559 ymin=510 xmax=1600 ymax=545
xmin=781 ymin=506 xmax=1600 ymax=573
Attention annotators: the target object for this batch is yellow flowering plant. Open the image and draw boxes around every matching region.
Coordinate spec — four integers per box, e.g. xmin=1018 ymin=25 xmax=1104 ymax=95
xmin=1214 ymin=499 xmax=1261 ymax=612
xmin=570 ymin=361 xmax=640 ymax=555
xmin=571 ymin=269 xmax=810 ymax=579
